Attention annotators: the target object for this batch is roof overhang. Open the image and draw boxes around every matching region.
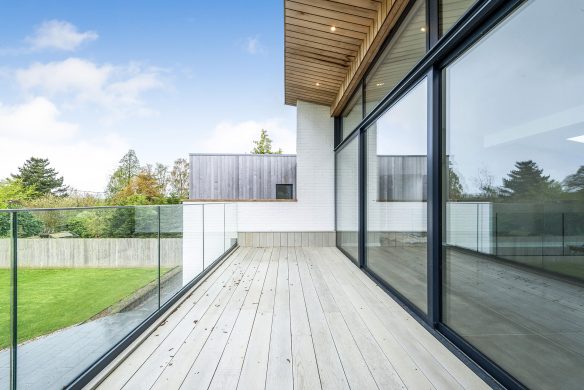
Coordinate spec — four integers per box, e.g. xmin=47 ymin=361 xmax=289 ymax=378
xmin=284 ymin=0 xmax=410 ymax=115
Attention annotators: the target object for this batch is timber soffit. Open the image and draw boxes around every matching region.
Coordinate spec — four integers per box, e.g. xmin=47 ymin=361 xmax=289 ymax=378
xmin=284 ymin=0 xmax=409 ymax=114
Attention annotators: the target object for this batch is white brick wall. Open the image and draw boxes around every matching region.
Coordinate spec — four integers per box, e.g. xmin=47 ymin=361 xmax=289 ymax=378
xmin=235 ymin=101 xmax=335 ymax=232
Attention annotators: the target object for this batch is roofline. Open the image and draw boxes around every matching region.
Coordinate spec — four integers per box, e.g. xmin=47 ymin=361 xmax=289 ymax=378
xmin=189 ymin=153 xmax=297 ymax=157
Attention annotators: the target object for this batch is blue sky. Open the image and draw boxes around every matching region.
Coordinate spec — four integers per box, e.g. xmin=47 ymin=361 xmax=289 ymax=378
xmin=0 ymin=0 xmax=296 ymax=192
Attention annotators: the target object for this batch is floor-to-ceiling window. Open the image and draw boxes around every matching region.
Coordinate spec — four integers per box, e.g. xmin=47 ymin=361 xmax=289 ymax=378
xmin=440 ymin=0 xmax=477 ymax=36
xmin=365 ymin=0 xmax=427 ymax=114
xmin=442 ymin=1 xmax=584 ymax=388
xmin=365 ymin=78 xmax=428 ymax=313
xmin=341 ymin=86 xmax=363 ymax=141
xmin=336 ymin=134 xmax=360 ymax=264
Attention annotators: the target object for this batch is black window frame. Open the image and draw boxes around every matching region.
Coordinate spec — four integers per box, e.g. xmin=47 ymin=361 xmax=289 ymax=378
xmin=333 ymin=1 xmax=527 ymax=389
xmin=275 ymin=183 xmax=294 ymax=200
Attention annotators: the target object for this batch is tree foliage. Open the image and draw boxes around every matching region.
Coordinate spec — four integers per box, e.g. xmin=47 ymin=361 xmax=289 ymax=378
xmin=251 ymin=129 xmax=282 ymax=154
xmin=448 ymin=165 xmax=464 ymax=200
xmin=500 ymin=160 xmax=562 ymax=200
xmin=111 ymin=172 xmax=165 ymax=205
xmin=106 ymin=150 xmax=141 ymax=196
xmin=563 ymin=166 xmax=584 ymax=194
xmin=11 ymin=157 xmax=67 ymax=197
xmin=169 ymin=158 xmax=189 ymax=199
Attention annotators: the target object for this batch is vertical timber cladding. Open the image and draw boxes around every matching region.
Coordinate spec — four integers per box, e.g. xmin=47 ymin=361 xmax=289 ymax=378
xmin=189 ymin=154 xmax=297 ymax=200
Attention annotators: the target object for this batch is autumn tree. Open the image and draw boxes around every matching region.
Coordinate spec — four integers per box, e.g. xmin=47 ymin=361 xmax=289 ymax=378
xmin=106 ymin=150 xmax=141 ymax=196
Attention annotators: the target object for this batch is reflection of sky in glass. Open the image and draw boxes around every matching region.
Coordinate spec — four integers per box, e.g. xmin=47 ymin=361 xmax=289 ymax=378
xmin=376 ymin=78 xmax=427 ymax=155
xmin=446 ymin=0 xmax=584 ymax=193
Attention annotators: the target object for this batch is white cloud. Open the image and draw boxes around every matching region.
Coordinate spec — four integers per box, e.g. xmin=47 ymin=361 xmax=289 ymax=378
xmin=0 ymin=97 xmax=78 ymax=140
xmin=199 ymin=119 xmax=296 ymax=154
xmin=0 ymin=98 xmax=128 ymax=192
xmin=242 ymin=36 xmax=264 ymax=55
xmin=15 ymin=58 xmax=164 ymax=121
xmin=27 ymin=20 xmax=98 ymax=51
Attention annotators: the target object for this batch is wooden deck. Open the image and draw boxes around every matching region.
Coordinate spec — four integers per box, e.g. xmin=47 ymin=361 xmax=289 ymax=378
xmin=92 ymin=247 xmax=488 ymax=390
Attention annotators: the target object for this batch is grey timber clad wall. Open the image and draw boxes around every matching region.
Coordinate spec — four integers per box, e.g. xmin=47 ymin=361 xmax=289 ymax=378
xmin=378 ymin=155 xmax=427 ymax=201
xmin=189 ymin=154 xmax=297 ymax=200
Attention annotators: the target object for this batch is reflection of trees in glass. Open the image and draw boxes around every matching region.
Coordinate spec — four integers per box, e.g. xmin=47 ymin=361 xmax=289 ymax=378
xmin=448 ymin=164 xmax=464 ymax=200
xmin=499 ymin=160 xmax=562 ymax=200
xmin=473 ymin=168 xmax=499 ymax=200
xmin=563 ymin=166 xmax=584 ymax=195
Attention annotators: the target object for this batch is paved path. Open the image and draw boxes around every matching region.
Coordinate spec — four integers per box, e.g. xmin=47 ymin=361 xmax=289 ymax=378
xmin=0 ymin=271 xmax=184 ymax=389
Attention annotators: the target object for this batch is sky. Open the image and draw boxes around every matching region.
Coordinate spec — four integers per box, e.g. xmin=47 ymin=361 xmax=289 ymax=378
xmin=0 ymin=0 xmax=296 ymax=192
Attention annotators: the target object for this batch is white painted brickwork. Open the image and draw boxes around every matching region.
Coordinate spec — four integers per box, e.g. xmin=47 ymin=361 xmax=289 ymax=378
xmin=235 ymin=100 xmax=335 ymax=232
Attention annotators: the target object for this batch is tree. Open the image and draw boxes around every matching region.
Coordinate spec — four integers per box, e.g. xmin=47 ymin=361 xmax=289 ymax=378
xmin=251 ymin=129 xmax=282 ymax=154
xmin=448 ymin=165 xmax=464 ymax=200
xmin=111 ymin=172 xmax=165 ymax=205
xmin=0 ymin=180 xmax=44 ymax=237
xmin=473 ymin=168 xmax=500 ymax=200
xmin=0 ymin=179 xmax=36 ymax=208
xmin=563 ymin=166 xmax=584 ymax=194
xmin=106 ymin=150 xmax=141 ymax=196
xmin=169 ymin=158 xmax=189 ymax=199
xmin=153 ymin=163 xmax=170 ymax=195
xmin=500 ymin=160 xmax=562 ymax=200
xmin=11 ymin=157 xmax=67 ymax=197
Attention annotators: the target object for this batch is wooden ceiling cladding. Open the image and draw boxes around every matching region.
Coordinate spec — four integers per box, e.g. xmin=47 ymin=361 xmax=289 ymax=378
xmin=284 ymin=0 xmax=409 ymax=112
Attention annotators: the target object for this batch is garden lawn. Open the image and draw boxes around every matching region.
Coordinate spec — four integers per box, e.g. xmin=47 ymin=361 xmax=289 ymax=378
xmin=0 ymin=268 xmax=161 ymax=349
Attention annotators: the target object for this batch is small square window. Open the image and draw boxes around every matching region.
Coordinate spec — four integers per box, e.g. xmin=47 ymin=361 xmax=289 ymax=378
xmin=276 ymin=184 xmax=293 ymax=200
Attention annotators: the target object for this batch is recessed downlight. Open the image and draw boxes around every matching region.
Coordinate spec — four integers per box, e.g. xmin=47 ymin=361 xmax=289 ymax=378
xmin=330 ymin=26 xmax=336 ymax=32
xmin=315 ymin=82 xmax=321 ymax=86
xmin=420 ymin=26 xmax=427 ymax=32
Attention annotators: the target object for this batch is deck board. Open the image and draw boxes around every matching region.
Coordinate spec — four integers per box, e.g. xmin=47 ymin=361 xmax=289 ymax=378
xmin=94 ymin=247 xmax=489 ymax=390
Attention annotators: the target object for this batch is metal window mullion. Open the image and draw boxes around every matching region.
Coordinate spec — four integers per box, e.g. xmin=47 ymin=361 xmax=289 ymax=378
xmin=427 ymin=65 xmax=442 ymax=327
xmin=358 ymin=128 xmax=366 ymax=269
xmin=11 ymin=212 xmax=18 ymax=390
xmin=157 ymin=206 xmax=161 ymax=309
xmin=428 ymin=0 xmax=440 ymax=48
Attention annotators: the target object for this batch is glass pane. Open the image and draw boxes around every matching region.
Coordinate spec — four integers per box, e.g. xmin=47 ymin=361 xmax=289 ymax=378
xmin=16 ymin=207 xmax=159 ymax=388
xmin=276 ymin=184 xmax=294 ymax=200
xmin=443 ymin=1 xmax=584 ymax=388
xmin=341 ymin=87 xmax=363 ymax=141
xmin=182 ymin=204 xmax=204 ymax=285
xmin=336 ymin=136 xmax=359 ymax=264
xmin=224 ymin=203 xmax=238 ymax=250
xmin=440 ymin=0 xmax=476 ymax=37
xmin=203 ymin=204 xmax=225 ymax=268
xmin=365 ymin=0 xmax=426 ymax=114
xmin=160 ymin=205 xmax=184 ymax=303
xmin=0 ymin=211 xmax=12 ymax=390
xmin=366 ymin=78 xmax=428 ymax=313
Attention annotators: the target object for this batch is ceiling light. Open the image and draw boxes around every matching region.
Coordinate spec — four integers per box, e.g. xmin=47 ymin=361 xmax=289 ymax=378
xmin=376 ymin=83 xmax=384 ymax=87
xmin=420 ymin=27 xmax=427 ymax=32
xmin=567 ymin=135 xmax=584 ymax=143
xmin=330 ymin=26 xmax=336 ymax=32
xmin=315 ymin=82 xmax=320 ymax=86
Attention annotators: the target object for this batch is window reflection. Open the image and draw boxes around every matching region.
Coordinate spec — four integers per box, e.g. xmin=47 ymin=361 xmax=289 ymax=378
xmin=443 ymin=1 xmax=584 ymax=388
xmin=366 ymin=78 xmax=427 ymax=313
xmin=440 ymin=0 xmax=476 ymax=36
xmin=336 ymin=136 xmax=360 ymax=264
xmin=341 ymin=87 xmax=363 ymax=141
xmin=365 ymin=0 xmax=426 ymax=114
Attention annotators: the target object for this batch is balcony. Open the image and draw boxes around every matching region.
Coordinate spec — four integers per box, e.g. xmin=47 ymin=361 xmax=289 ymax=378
xmin=87 ymin=247 xmax=488 ymax=390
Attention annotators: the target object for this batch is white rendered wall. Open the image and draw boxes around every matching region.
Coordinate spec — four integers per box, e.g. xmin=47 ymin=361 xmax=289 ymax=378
xmin=236 ymin=101 xmax=335 ymax=232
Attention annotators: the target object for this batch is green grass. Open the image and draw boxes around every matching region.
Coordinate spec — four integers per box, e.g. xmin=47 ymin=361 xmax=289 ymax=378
xmin=0 ymin=268 xmax=161 ymax=349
